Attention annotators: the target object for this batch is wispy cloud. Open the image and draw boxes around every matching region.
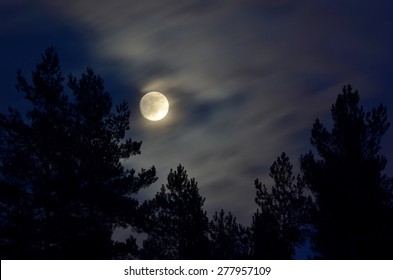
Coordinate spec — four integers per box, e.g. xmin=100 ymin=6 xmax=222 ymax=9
xmin=31 ymin=0 xmax=393 ymax=224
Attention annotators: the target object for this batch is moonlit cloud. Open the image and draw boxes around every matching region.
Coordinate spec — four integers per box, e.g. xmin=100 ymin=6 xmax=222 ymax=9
xmin=5 ymin=0 xmax=393 ymax=225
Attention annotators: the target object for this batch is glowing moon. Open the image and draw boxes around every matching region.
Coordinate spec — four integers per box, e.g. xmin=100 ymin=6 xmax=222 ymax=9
xmin=140 ymin=91 xmax=169 ymax=121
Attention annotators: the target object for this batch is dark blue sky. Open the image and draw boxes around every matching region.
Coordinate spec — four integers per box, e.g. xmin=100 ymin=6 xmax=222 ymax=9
xmin=2 ymin=0 xmax=393 ymax=231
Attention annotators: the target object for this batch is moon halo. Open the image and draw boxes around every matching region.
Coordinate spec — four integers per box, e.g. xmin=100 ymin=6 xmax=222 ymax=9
xmin=139 ymin=91 xmax=169 ymax=121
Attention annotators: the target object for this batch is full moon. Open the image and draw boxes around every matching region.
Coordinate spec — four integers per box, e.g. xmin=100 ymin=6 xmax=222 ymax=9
xmin=139 ymin=91 xmax=169 ymax=121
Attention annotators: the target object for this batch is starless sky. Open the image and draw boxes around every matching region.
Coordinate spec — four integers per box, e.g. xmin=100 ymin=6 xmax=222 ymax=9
xmin=1 ymin=0 xmax=393 ymax=228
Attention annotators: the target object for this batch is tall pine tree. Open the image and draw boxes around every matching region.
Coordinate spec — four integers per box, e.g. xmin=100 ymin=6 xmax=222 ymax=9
xmin=208 ymin=209 xmax=251 ymax=259
xmin=0 ymin=47 xmax=156 ymax=259
xmin=300 ymin=85 xmax=393 ymax=259
xmin=252 ymin=152 xmax=312 ymax=259
xmin=140 ymin=165 xmax=210 ymax=259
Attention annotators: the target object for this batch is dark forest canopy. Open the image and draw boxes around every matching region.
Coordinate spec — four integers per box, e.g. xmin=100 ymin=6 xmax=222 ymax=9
xmin=1 ymin=48 xmax=392 ymax=259
xmin=0 ymin=47 xmax=157 ymax=259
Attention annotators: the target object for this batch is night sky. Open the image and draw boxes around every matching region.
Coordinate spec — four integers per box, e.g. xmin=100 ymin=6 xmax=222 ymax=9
xmin=2 ymin=0 xmax=393 ymax=236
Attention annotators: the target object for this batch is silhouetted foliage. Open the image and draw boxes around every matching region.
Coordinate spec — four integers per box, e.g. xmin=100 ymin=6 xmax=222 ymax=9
xmin=3 ymin=49 xmax=393 ymax=261
xmin=300 ymin=85 xmax=393 ymax=259
xmin=0 ymin=47 xmax=157 ymax=259
xmin=140 ymin=165 xmax=210 ymax=259
xmin=251 ymin=152 xmax=312 ymax=259
xmin=112 ymin=236 xmax=140 ymax=260
xmin=208 ymin=209 xmax=252 ymax=259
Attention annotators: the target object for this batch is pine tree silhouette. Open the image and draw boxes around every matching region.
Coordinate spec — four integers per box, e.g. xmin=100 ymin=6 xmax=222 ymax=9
xmin=252 ymin=152 xmax=312 ymax=259
xmin=208 ymin=209 xmax=251 ymax=259
xmin=0 ymin=47 xmax=157 ymax=259
xmin=300 ymin=85 xmax=393 ymax=259
xmin=140 ymin=165 xmax=210 ymax=259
